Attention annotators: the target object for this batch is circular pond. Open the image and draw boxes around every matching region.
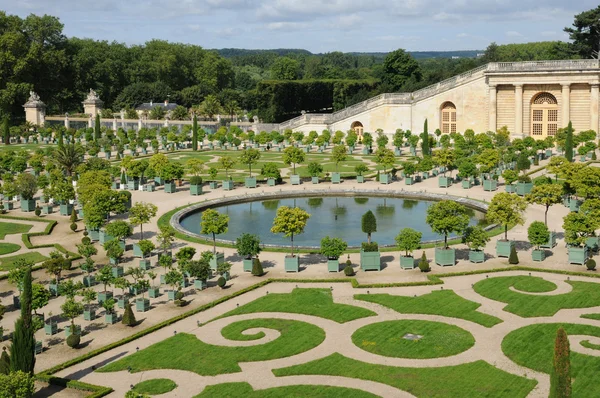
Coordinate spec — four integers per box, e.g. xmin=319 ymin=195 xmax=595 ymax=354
xmin=178 ymin=195 xmax=489 ymax=248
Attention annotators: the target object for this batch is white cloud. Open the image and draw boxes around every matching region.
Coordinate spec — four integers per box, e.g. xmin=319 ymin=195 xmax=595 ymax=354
xmin=505 ymin=30 xmax=523 ymax=37
xmin=457 ymin=33 xmax=469 ymax=38
xmin=266 ymin=22 xmax=309 ymax=31
xmin=541 ymin=31 xmax=556 ymax=37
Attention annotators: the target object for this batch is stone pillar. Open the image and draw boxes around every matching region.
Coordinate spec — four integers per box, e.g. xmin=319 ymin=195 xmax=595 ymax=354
xmin=64 ymin=114 xmax=70 ymax=129
xmin=561 ymin=83 xmax=571 ymax=127
xmin=591 ymin=83 xmax=600 ymax=137
xmin=138 ymin=119 xmax=143 ymax=131
xmin=515 ymin=84 xmax=523 ymax=137
xmin=23 ymin=91 xmax=46 ymax=126
xmin=82 ymin=89 xmax=103 ymax=117
xmin=163 ymin=119 xmax=169 ymax=128
xmin=88 ymin=117 xmax=93 ymax=128
xmin=489 ymin=84 xmax=497 ymax=133
xmin=112 ymin=118 xmax=117 ymax=131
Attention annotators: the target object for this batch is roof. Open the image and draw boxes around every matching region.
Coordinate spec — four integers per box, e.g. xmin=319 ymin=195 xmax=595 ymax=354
xmin=136 ymin=102 xmax=178 ymax=111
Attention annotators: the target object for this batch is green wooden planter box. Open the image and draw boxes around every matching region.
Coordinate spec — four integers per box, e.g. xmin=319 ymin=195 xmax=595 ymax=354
xmin=483 ymin=180 xmax=498 ymax=191
xmin=515 ymin=182 xmax=533 ymax=196
xmin=105 ymin=313 xmax=117 ymax=324
xmin=154 ymin=177 xmax=164 ymax=186
xmin=245 ymin=177 xmax=257 ymax=188
xmin=98 ymin=291 xmax=113 ymax=304
xmin=380 ymin=173 xmax=391 ymax=184
xmin=127 ymin=180 xmax=139 ymax=190
xmin=394 ymin=148 xmax=401 ymax=156
xmin=360 ymin=250 xmax=381 ymax=271
xmin=291 ymin=175 xmax=301 ymax=185
xmin=190 ymin=184 xmax=203 ymax=195
xmin=469 ymin=250 xmax=485 ymax=263
xmin=164 ymin=181 xmax=176 ymax=193
xmin=194 ymin=279 xmax=207 ymax=290
xmin=243 ymin=258 xmax=253 ymax=272
xmin=44 ymin=322 xmax=58 ymax=335
xmin=267 ymin=178 xmax=276 ymax=186
xmin=144 ymin=184 xmax=155 ymax=192
xmin=505 ymin=184 xmax=515 ymax=193
xmin=532 ymin=249 xmax=546 ymax=262
xmin=109 ymin=257 xmax=119 ymax=266
xmin=545 ymin=149 xmax=552 ymax=157
xmin=136 ymin=298 xmax=150 ymax=312
xmin=133 ymin=244 xmax=143 ymax=257
xmin=65 ymin=324 xmax=81 ymax=337
xmin=112 ymin=266 xmax=124 ymax=278
xmin=311 ymin=176 xmax=319 ymax=184
xmin=435 ymin=248 xmax=455 ymax=266
xmin=118 ymin=297 xmax=129 ymax=309
xmin=35 ymin=341 xmax=42 ymax=355
xmin=83 ymin=275 xmax=96 ymax=287
xmin=438 ymin=176 xmax=451 ymax=188
xmin=422 ymin=172 xmax=429 ymax=180
xmin=586 ymin=236 xmax=600 ymax=251
xmin=139 ymin=259 xmax=151 ymax=270
xmin=540 ymin=231 xmax=557 ymax=249
xmin=48 ymin=283 xmax=59 ymax=296
xmin=60 ymin=203 xmax=74 ymax=216
xmin=496 ymin=240 xmax=515 ymax=258
xmin=222 ymin=180 xmax=234 ymax=190
xmin=99 ymin=230 xmax=114 ymax=245
xmin=568 ymin=246 xmax=588 ymax=265
xmin=105 ymin=152 xmax=111 ymax=159
xmin=285 ymin=256 xmax=300 ymax=272
xmin=148 ymin=287 xmax=160 ymax=298
xmin=84 ymin=309 xmax=96 ymax=321
xmin=568 ymin=198 xmax=583 ymax=212
xmin=331 ymin=173 xmax=341 ymax=184
xmin=357 ymin=175 xmax=365 ymax=183
xmin=209 ymin=252 xmax=225 ymax=271
xmin=462 ymin=180 xmax=472 ymax=189
xmin=362 ymin=148 xmax=369 ymax=155
xmin=327 ymin=259 xmax=340 ymax=272
xmin=209 ymin=181 xmax=218 ymax=189
xmin=42 ymin=204 xmax=53 ymax=214
xmin=405 ymin=176 xmax=414 ymax=185
xmin=166 ymin=290 xmax=177 ymax=301
xmin=3 ymin=201 xmax=13 ymax=210
xmin=20 ymin=199 xmax=36 ymax=212
xmin=400 ymin=255 xmax=415 ymax=269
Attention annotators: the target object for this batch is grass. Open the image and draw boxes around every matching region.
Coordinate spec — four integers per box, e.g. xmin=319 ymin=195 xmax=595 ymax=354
xmin=273 ymin=353 xmax=537 ymax=397
xmin=510 ymin=277 xmax=557 ymax=293
xmin=355 ymin=290 xmax=502 ymax=327
xmin=195 ymin=382 xmax=378 ymax=397
xmin=0 ymin=222 xmax=32 ymax=239
xmin=581 ymin=340 xmax=600 ymax=350
xmin=99 ymin=318 xmax=325 ymax=376
xmin=0 ymin=242 xmax=20 ymax=255
xmin=473 ymin=276 xmax=600 ymax=317
xmin=581 ymin=313 xmax=600 ymax=321
xmin=502 ymin=323 xmax=600 ymax=396
xmin=221 ymin=288 xmax=376 ymax=323
xmin=351 ymin=320 xmax=475 ymax=359
xmin=0 ymin=251 xmax=48 ymax=271
xmin=133 ymin=378 xmax=177 ymax=395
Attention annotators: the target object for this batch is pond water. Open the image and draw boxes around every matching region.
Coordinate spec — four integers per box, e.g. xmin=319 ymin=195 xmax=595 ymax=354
xmin=179 ymin=196 xmax=488 ymax=248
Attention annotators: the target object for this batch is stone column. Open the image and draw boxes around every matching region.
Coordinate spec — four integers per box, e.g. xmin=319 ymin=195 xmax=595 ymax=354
xmin=112 ymin=118 xmax=117 ymax=131
xmin=561 ymin=83 xmax=571 ymax=127
xmin=515 ymin=84 xmax=523 ymax=137
xmin=23 ymin=91 xmax=46 ymax=126
xmin=138 ymin=119 xmax=142 ymax=131
xmin=88 ymin=117 xmax=92 ymax=128
xmin=489 ymin=84 xmax=497 ymax=132
xmin=64 ymin=114 xmax=70 ymax=129
xmin=591 ymin=83 xmax=599 ymax=137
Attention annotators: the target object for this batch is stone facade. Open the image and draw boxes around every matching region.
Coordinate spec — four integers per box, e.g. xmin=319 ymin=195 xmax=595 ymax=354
xmin=270 ymin=60 xmax=600 ymax=139
xmin=23 ymin=91 xmax=46 ymax=126
xmin=82 ymin=89 xmax=104 ymax=117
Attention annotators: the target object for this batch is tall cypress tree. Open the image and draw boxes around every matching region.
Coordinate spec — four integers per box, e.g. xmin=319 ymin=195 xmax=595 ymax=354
xmin=550 ymin=327 xmax=571 ymax=398
xmin=421 ymin=119 xmax=429 ymax=156
xmin=565 ymin=121 xmax=574 ymax=162
xmin=192 ymin=114 xmax=198 ymax=151
xmin=2 ymin=117 xmax=10 ymax=146
xmin=94 ymin=114 xmax=101 ymax=141
xmin=10 ymin=265 xmax=35 ymax=374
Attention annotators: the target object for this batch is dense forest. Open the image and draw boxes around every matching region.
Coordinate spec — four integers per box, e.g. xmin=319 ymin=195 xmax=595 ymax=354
xmin=0 ymin=6 xmax=597 ymax=124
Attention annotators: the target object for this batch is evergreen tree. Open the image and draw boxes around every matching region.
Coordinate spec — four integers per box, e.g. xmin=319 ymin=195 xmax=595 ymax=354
xmin=361 ymin=210 xmax=377 ymax=244
xmin=122 ymin=302 xmax=136 ymax=326
xmin=0 ymin=347 xmax=10 ymax=375
xmin=421 ymin=119 xmax=429 ymax=156
xmin=2 ymin=118 xmax=9 ymax=146
xmin=251 ymin=257 xmax=264 ymax=276
xmin=565 ymin=121 xmax=574 ymax=162
xmin=192 ymin=114 xmax=198 ymax=151
xmin=508 ymin=245 xmax=519 ymax=264
xmin=550 ymin=327 xmax=571 ymax=398
xmin=94 ymin=114 xmax=101 ymax=141
xmin=10 ymin=265 xmax=35 ymax=374
xmin=418 ymin=251 xmax=430 ymax=272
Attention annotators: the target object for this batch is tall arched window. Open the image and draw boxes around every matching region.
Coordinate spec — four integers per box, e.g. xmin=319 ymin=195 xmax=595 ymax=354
xmin=531 ymin=92 xmax=558 ymax=137
xmin=441 ymin=102 xmax=456 ymax=134
xmin=351 ymin=121 xmax=364 ymax=137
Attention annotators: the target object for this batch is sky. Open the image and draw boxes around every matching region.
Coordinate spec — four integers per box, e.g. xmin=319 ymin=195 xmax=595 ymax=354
xmin=2 ymin=1 xmax=597 ymax=53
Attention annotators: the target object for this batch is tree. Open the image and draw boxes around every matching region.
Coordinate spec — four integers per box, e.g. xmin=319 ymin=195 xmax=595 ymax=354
xmin=218 ymin=156 xmax=235 ymax=180
xmin=2 ymin=118 xmax=9 ymax=146
xmin=565 ymin=121 xmax=574 ymax=162
xmin=432 ymin=149 xmax=455 ymax=176
xmin=10 ymin=265 xmax=35 ymax=374
xmin=320 ymin=236 xmax=348 ymax=260
xmin=97 ymin=265 xmax=115 ymax=293
xmin=395 ymin=228 xmax=422 ymax=257
xmin=374 ymin=147 xmax=395 ymax=173
xmin=235 ymin=233 xmax=261 ymax=259
xmin=201 ymin=209 xmax=229 ymax=254
xmin=354 ymin=163 xmax=368 ymax=176
xmin=525 ymin=184 xmax=563 ymax=225
xmin=239 ymin=148 xmax=261 ymax=177
xmin=53 ymin=144 xmax=86 ymax=176
xmin=331 ymin=145 xmax=347 ymax=172
xmin=550 ymin=327 xmax=572 ymax=398
xmin=382 ymin=49 xmax=422 ymax=90
xmin=307 ymin=162 xmax=323 ymax=178
xmin=192 ymin=114 xmax=198 ymax=151
xmin=261 ymin=163 xmax=281 ymax=180
xmin=418 ymin=251 xmax=430 ymax=272
xmin=270 ymin=57 xmax=299 ymax=80
xmin=122 ymin=302 xmax=137 ymax=326
xmin=0 ymin=371 xmax=35 ymax=398
xmin=129 ymin=202 xmax=158 ymax=240
xmin=198 ymin=95 xmax=222 ymax=120
xmin=528 ymin=221 xmax=550 ymax=251
xmin=31 ymin=284 xmax=50 ymax=315
xmin=104 ymin=239 xmax=124 ymax=263
xmin=487 ymin=192 xmax=528 ymax=240
xmin=508 ymin=245 xmax=519 ymax=264
xmin=564 ymin=6 xmax=600 ymax=58
xmin=271 ymin=206 xmax=311 ymax=257
xmin=94 ymin=114 xmax=101 ymax=141
xmin=156 ymin=225 xmax=176 ymax=255
xmin=426 ymin=200 xmax=470 ymax=249
xmin=105 ymin=220 xmax=132 ymax=243
xmin=283 ymin=146 xmax=305 ymax=175
xmin=462 ymin=225 xmax=490 ymax=251
xmin=361 ymin=210 xmax=377 ymax=244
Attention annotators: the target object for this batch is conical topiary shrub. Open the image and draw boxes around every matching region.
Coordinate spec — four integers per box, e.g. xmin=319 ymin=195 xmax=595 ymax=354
xmin=122 ymin=303 xmax=136 ymax=327
xmin=586 ymin=259 xmax=596 ymax=271
xmin=344 ymin=265 xmax=354 ymax=276
xmin=509 ymin=246 xmax=519 ymax=265
xmin=251 ymin=257 xmax=263 ymax=276
xmin=418 ymin=251 xmax=430 ymax=272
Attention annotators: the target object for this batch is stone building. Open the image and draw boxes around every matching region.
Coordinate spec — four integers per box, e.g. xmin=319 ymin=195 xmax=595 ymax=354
xmin=273 ymin=59 xmax=600 ymax=139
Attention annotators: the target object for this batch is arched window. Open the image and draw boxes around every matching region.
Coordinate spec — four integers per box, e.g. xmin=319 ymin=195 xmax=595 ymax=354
xmin=351 ymin=121 xmax=364 ymax=137
xmin=531 ymin=92 xmax=558 ymax=137
xmin=441 ymin=102 xmax=456 ymax=134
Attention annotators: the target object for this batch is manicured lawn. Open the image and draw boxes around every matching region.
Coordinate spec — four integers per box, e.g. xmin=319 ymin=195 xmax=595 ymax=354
xmin=502 ymin=323 xmax=600 ymax=396
xmin=581 ymin=313 xmax=600 ymax=321
xmin=510 ymin=276 xmax=557 ymax=293
xmin=351 ymin=320 xmax=475 ymax=359
xmin=195 ymin=382 xmax=378 ymax=397
xmin=222 ymin=288 xmax=376 ymax=323
xmin=133 ymin=378 xmax=177 ymax=395
xmin=355 ymin=290 xmax=502 ymax=327
xmin=0 ymin=242 xmax=20 ymax=255
xmin=473 ymin=276 xmax=600 ymax=317
xmin=273 ymin=353 xmax=537 ymax=397
xmin=99 ymin=318 xmax=325 ymax=376
xmin=581 ymin=340 xmax=600 ymax=350
xmin=0 ymin=252 xmax=48 ymax=271
xmin=0 ymin=222 xmax=32 ymax=239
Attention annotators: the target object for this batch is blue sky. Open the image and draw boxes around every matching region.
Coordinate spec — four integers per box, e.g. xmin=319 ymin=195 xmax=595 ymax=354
xmin=3 ymin=1 xmax=596 ymax=52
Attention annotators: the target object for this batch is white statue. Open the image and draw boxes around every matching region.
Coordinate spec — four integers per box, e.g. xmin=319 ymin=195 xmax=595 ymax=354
xmin=86 ymin=88 xmax=99 ymax=101
xmin=28 ymin=91 xmax=40 ymax=102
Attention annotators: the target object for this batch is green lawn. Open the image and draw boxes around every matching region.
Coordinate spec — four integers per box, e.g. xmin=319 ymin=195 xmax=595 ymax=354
xmin=473 ymin=276 xmax=600 ymax=317
xmin=0 ymin=242 xmax=20 ymax=255
xmin=195 ymin=382 xmax=378 ymax=398
xmin=0 ymin=252 xmax=48 ymax=271
xmin=273 ymin=353 xmax=537 ymax=397
xmin=0 ymin=222 xmax=32 ymax=239
xmin=355 ymin=290 xmax=502 ymax=327
xmin=502 ymin=323 xmax=600 ymax=396
xmin=510 ymin=276 xmax=558 ymax=293
xmin=581 ymin=340 xmax=600 ymax=350
xmin=222 ymin=288 xmax=376 ymax=323
xmin=351 ymin=320 xmax=475 ymax=359
xmin=581 ymin=313 xmax=600 ymax=321
xmin=133 ymin=379 xmax=177 ymax=395
xmin=99 ymin=318 xmax=325 ymax=376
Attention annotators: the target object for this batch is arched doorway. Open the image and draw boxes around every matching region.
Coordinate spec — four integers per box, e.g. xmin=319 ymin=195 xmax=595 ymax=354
xmin=440 ymin=102 xmax=456 ymax=134
xmin=351 ymin=121 xmax=364 ymax=138
xmin=530 ymin=92 xmax=558 ymax=138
